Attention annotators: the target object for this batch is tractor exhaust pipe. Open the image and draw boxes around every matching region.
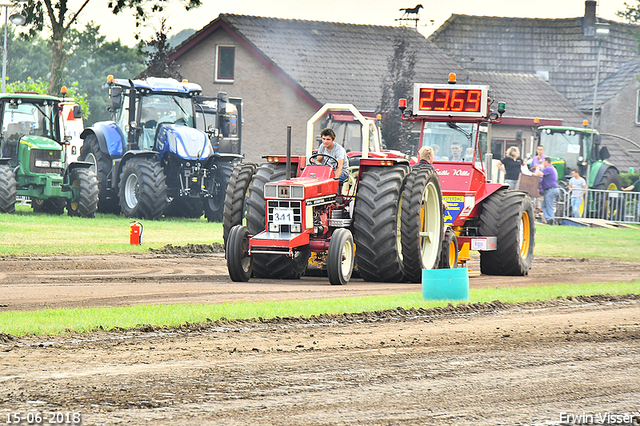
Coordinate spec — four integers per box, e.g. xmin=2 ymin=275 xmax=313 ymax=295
xmin=286 ymin=126 xmax=292 ymax=179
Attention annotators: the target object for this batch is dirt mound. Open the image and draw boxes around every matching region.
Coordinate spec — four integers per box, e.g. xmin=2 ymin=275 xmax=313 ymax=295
xmin=149 ymin=243 xmax=225 ymax=254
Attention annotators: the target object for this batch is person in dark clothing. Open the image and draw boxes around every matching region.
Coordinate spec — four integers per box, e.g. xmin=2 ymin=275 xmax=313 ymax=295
xmin=496 ymin=146 xmax=523 ymax=189
xmin=415 ymin=145 xmax=434 ymax=168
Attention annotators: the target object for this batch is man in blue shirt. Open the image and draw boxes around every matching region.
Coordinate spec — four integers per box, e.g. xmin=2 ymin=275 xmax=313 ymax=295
xmin=533 ymin=156 xmax=559 ymax=225
xmin=317 ymin=128 xmax=349 ymax=182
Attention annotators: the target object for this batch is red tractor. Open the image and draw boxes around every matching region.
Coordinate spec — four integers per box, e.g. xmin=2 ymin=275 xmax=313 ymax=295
xmin=400 ymin=74 xmax=535 ymax=275
xmin=225 ymin=105 xmax=445 ymax=284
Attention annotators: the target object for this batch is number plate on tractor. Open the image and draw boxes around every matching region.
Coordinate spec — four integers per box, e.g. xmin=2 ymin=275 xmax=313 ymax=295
xmin=272 ymin=208 xmax=295 ymax=224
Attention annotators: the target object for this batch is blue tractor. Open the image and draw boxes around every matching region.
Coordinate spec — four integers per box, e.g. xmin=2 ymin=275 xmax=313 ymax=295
xmin=79 ymin=76 xmax=242 ymax=220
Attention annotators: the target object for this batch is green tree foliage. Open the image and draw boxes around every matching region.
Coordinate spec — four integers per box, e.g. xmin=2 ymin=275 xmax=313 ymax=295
xmin=66 ymin=22 xmax=145 ymax=123
xmin=15 ymin=0 xmax=201 ymax=95
xmin=379 ymin=37 xmax=416 ymax=153
xmin=1 ymin=26 xmax=50 ymax=85
xmin=138 ymin=18 xmax=181 ymax=80
xmin=6 ymin=77 xmax=89 ymax=118
xmin=617 ymin=2 xmax=640 ymax=53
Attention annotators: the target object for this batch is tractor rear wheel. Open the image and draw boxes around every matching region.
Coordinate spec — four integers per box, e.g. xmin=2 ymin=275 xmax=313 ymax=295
xmin=439 ymin=227 xmax=458 ymax=269
xmin=353 ymin=165 xmax=408 ymax=282
xmin=67 ymin=168 xmax=99 ymax=218
xmin=119 ymin=157 xmax=168 ymax=220
xmin=0 ymin=164 xmax=17 ymax=213
xmin=80 ymin=133 xmax=120 ymax=214
xmin=245 ymin=163 xmax=309 ymax=279
xmin=591 ymin=166 xmax=623 ymax=220
xmin=400 ymin=166 xmax=444 ymax=282
xmin=479 ymin=190 xmax=535 ymax=276
xmin=204 ymin=160 xmax=237 ymax=223
xmin=222 ymin=162 xmax=257 ymax=245
xmin=227 ymin=225 xmax=252 ymax=282
xmin=327 ymin=228 xmax=354 ymax=286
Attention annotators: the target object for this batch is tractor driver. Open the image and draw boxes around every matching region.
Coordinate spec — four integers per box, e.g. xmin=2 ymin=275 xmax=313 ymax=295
xmin=318 ymin=128 xmax=349 ymax=182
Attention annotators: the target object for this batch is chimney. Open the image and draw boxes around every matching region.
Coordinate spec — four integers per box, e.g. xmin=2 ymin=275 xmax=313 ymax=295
xmin=584 ymin=1 xmax=596 ymax=37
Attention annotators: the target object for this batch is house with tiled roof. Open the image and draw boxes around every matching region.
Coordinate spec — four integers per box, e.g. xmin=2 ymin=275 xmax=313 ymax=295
xmin=168 ymin=13 xmax=593 ymax=163
xmin=428 ymin=0 xmax=640 ymax=171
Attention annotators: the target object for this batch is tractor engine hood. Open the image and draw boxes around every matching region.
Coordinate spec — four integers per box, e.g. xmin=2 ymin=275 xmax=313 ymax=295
xmin=156 ymin=124 xmax=213 ymax=160
xmin=20 ymin=135 xmax=62 ymax=151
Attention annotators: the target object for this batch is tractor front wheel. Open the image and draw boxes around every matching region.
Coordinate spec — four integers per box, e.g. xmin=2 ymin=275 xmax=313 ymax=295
xmin=0 ymin=164 xmax=17 ymax=213
xmin=327 ymin=228 xmax=354 ymax=285
xmin=119 ymin=158 xmax=168 ymax=220
xmin=479 ymin=190 xmax=535 ymax=275
xmin=227 ymin=225 xmax=252 ymax=282
xmin=67 ymin=168 xmax=99 ymax=218
xmin=80 ymin=133 xmax=119 ymax=214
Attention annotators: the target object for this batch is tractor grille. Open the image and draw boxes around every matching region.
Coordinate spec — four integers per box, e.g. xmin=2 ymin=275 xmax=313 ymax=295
xmin=267 ymin=200 xmax=302 ymax=233
xmin=29 ymin=149 xmax=63 ymax=174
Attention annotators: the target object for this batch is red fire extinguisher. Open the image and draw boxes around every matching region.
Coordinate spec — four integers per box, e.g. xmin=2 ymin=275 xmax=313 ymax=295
xmin=130 ymin=221 xmax=144 ymax=245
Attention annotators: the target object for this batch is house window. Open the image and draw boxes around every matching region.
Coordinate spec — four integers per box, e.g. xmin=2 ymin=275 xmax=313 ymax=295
xmin=216 ymin=46 xmax=235 ymax=82
xmin=636 ymin=90 xmax=640 ymax=124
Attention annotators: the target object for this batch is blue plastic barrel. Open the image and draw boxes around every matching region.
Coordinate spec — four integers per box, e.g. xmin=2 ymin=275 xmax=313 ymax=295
xmin=422 ymin=268 xmax=469 ymax=301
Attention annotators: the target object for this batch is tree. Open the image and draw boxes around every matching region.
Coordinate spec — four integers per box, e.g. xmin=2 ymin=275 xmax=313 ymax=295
xmin=379 ymin=37 xmax=416 ymax=153
xmin=617 ymin=3 xmax=640 ymax=53
xmin=138 ymin=18 xmax=181 ymax=79
xmin=6 ymin=77 xmax=89 ymax=118
xmin=17 ymin=0 xmax=201 ymax=95
xmin=1 ymin=26 xmax=50 ymax=85
xmin=66 ymin=22 xmax=145 ymax=123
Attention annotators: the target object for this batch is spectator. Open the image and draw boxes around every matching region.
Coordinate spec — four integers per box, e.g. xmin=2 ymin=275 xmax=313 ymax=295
xmin=496 ymin=147 xmax=523 ymax=189
xmin=568 ymin=169 xmax=587 ymax=218
xmin=533 ymin=156 xmax=559 ymax=225
xmin=622 ymin=175 xmax=640 ymax=219
xmin=449 ymin=143 xmax=463 ymax=161
xmin=431 ymin=145 xmax=440 ymax=161
xmin=530 ymin=145 xmax=544 ymax=170
xmin=415 ymin=146 xmax=434 ymax=168
xmin=464 ymin=147 xmax=474 ymax=162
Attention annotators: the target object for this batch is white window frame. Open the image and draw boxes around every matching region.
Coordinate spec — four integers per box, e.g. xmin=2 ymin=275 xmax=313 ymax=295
xmin=215 ymin=45 xmax=235 ymax=83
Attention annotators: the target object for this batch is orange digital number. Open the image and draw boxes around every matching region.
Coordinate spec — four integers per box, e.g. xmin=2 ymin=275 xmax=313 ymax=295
xmin=419 ymin=88 xmax=434 ymax=110
xmin=465 ymin=90 xmax=481 ymax=112
xmin=450 ymin=90 xmax=465 ymax=112
xmin=434 ymin=89 xmax=450 ymax=111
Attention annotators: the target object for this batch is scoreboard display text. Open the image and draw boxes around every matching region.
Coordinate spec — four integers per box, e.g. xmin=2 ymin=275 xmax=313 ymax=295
xmin=412 ymin=84 xmax=489 ymax=118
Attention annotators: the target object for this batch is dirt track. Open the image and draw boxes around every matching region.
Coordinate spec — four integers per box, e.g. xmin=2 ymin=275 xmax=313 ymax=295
xmin=1 ymin=254 xmax=639 ymax=425
xmin=1 ymin=253 xmax=639 ymax=311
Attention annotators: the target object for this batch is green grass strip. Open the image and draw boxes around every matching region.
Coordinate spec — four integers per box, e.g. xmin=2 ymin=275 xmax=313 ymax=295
xmin=1 ymin=281 xmax=638 ymax=337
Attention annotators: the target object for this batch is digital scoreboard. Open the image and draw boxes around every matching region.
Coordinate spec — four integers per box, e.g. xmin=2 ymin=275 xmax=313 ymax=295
xmin=412 ymin=83 xmax=489 ymax=118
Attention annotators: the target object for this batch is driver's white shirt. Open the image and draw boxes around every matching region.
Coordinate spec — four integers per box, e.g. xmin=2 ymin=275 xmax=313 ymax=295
xmin=318 ymin=142 xmax=349 ymax=177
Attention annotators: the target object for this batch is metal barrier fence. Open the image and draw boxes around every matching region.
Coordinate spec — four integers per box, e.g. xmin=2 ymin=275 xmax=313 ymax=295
xmin=555 ymin=188 xmax=640 ymax=224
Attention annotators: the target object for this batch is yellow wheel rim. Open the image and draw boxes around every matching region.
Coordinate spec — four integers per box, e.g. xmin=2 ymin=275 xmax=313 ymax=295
xmin=519 ymin=210 xmax=531 ymax=258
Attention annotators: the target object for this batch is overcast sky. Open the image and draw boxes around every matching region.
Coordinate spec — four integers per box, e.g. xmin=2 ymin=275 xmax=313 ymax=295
xmin=73 ymin=0 xmax=631 ymax=46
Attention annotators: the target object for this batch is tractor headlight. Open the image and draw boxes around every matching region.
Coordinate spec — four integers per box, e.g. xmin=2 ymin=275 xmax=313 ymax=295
xmin=50 ymin=160 xmax=63 ymax=168
xmin=35 ymin=160 xmax=50 ymax=167
xmin=291 ymin=223 xmax=302 ymax=233
xmin=269 ymin=223 xmax=280 ymax=232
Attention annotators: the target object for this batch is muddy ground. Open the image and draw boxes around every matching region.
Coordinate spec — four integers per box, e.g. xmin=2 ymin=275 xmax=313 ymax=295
xmin=1 ymin=253 xmax=639 ymax=425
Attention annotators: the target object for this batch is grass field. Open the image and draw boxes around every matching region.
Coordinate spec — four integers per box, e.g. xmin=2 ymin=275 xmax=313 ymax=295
xmin=0 ymin=209 xmax=638 ymax=336
xmin=1 ymin=207 xmax=638 ymax=260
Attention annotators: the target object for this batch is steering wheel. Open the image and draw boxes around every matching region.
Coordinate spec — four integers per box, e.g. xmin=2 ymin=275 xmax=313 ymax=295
xmin=308 ymin=153 xmax=339 ymax=170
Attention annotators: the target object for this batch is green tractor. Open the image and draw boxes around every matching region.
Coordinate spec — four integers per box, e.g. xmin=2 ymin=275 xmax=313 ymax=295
xmin=537 ymin=126 xmax=621 ymax=190
xmin=0 ymin=92 xmax=98 ymax=217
